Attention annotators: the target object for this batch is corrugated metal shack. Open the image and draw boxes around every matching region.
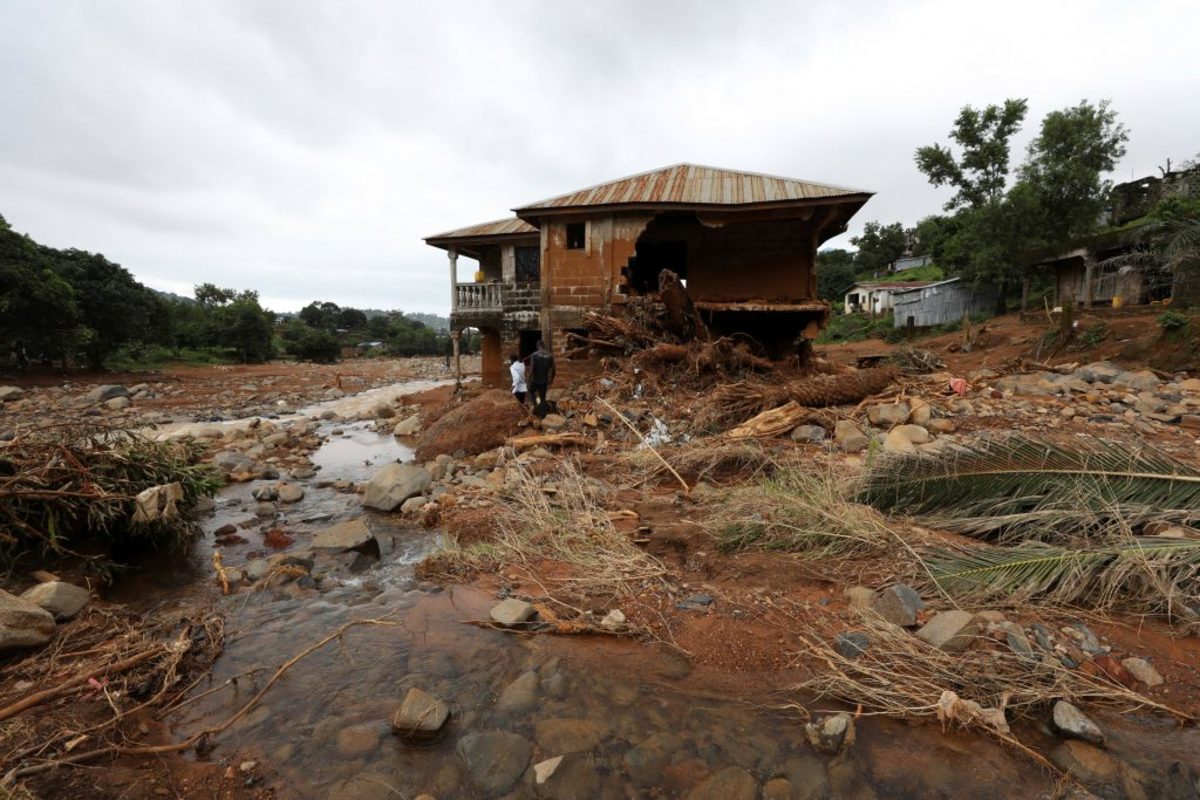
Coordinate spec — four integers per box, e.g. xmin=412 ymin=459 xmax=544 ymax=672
xmin=891 ymin=277 xmax=994 ymax=328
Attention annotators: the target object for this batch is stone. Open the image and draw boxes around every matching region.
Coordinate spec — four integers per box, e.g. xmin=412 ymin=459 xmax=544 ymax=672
xmin=1181 ymin=414 xmax=1200 ymax=430
xmin=86 ymin=384 xmax=129 ymax=402
xmin=400 ymin=496 xmax=426 ymax=515
xmin=998 ymin=622 xmax=1035 ymax=662
xmin=915 ymin=610 xmax=978 ymax=652
xmin=1121 ymin=657 xmax=1164 ymax=687
xmin=834 ymin=420 xmax=868 ymax=453
xmin=336 ymin=724 xmax=381 ymax=757
xmin=892 ymin=424 xmax=930 ymax=444
xmin=312 ymin=519 xmax=377 ymax=553
xmin=105 ymin=396 xmax=131 ymax=410
xmin=0 ymin=386 xmax=24 ymax=402
xmin=392 ymin=687 xmax=450 ymax=736
xmin=623 ymin=732 xmax=684 ymax=786
xmin=882 ymin=428 xmax=915 ymax=453
xmin=213 ymin=450 xmax=255 ymax=473
xmin=489 ymin=598 xmax=535 ymax=626
xmin=685 ymin=766 xmax=758 ymax=800
xmin=1118 ymin=370 xmax=1161 ymax=391
xmin=363 ymin=464 xmax=432 ymax=512
xmin=372 ymin=402 xmax=395 ymax=418
xmin=541 ymin=413 xmax=568 ymax=432
xmin=844 ymin=586 xmax=875 ymax=609
xmin=927 ymin=417 xmax=957 ymax=434
xmin=804 ymin=712 xmax=855 ymax=754
xmin=251 ymin=485 xmax=279 ymax=501
xmin=1052 ymin=700 xmax=1106 ymax=746
xmin=868 ymin=402 xmax=910 ymax=427
xmin=871 ymin=584 xmax=923 ymax=626
xmin=20 ymin=581 xmax=90 ymax=620
xmin=834 ymin=631 xmax=870 ymax=659
xmin=763 ymin=778 xmax=792 ymax=800
xmin=533 ymin=718 xmax=608 ymax=753
xmin=393 ymin=415 xmax=421 ymax=436
xmin=272 ymin=483 xmax=303 ymax=504
xmin=0 ymin=589 xmax=56 ymax=652
xmin=534 ymin=755 xmax=563 ymax=785
xmin=496 ymin=670 xmax=540 ymax=713
xmin=790 ymin=424 xmax=826 ymax=443
xmin=1051 ymin=740 xmax=1119 ymax=785
xmin=457 ymin=730 xmax=532 ymax=795
xmin=782 ymin=754 xmax=830 ymax=800
xmin=1065 ymin=621 xmax=1102 ymax=654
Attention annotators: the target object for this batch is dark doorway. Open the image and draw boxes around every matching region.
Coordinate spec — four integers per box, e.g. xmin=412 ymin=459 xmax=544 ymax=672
xmin=518 ymin=329 xmax=540 ymax=359
xmin=628 ymin=240 xmax=688 ymax=294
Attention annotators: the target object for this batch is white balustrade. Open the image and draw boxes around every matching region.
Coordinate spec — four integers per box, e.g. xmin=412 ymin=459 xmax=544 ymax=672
xmin=454 ymin=282 xmax=504 ymax=311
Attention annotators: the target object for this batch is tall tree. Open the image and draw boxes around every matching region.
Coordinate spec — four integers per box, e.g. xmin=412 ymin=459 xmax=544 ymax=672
xmin=815 ymin=248 xmax=857 ymax=301
xmin=915 ymin=99 xmax=1029 ymax=211
xmin=1020 ymin=100 xmax=1128 ymax=249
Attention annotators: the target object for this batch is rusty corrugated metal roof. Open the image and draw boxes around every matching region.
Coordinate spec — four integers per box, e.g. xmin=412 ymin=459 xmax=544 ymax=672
xmin=425 ymin=217 xmax=537 ymax=242
xmin=515 ymin=163 xmax=870 ymax=213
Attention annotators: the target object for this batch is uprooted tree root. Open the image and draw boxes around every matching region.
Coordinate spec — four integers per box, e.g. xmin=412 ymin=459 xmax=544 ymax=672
xmin=695 ymin=367 xmax=898 ymax=432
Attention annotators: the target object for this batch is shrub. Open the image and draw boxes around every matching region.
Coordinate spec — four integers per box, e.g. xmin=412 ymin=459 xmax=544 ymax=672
xmin=1158 ymin=310 xmax=1189 ymax=331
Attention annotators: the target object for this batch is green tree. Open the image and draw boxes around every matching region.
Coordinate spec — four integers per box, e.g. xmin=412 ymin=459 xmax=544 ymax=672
xmin=815 ymin=248 xmax=857 ymax=301
xmin=191 ymin=284 xmax=275 ymax=362
xmin=915 ymin=99 xmax=1029 ymax=211
xmin=336 ymin=307 xmax=368 ymax=330
xmin=850 ymin=221 xmax=909 ymax=275
xmin=0 ymin=215 xmax=79 ymax=364
xmin=281 ymin=319 xmax=341 ymax=362
xmin=1020 ymin=99 xmax=1128 ymax=249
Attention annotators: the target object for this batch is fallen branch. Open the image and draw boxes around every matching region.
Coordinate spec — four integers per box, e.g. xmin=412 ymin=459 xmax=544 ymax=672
xmin=0 ymin=647 xmax=166 ymax=724
xmin=506 ymin=433 xmax=593 ymax=451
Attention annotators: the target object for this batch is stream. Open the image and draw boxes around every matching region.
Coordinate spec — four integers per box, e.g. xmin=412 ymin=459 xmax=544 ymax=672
xmin=123 ymin=380 xmax=1199 ymax=799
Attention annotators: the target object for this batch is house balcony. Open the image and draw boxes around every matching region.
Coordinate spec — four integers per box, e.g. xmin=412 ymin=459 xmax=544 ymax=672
xmin=451 ymin=281 xmax=541 ymax=329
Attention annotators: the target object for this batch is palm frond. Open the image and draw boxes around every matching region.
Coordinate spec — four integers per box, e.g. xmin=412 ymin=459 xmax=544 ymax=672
xmin=925 ymin=537 xmax=1200 ymax=621
xmin=856 ymin=434 xmax=1200 ymax=538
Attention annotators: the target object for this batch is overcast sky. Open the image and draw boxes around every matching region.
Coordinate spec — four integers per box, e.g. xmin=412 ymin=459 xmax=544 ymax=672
xmin=2 ymin=1 xmax=1197 ymax=315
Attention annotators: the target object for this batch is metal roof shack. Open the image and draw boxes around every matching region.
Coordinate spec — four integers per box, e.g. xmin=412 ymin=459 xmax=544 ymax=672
xmin=890 ymin=278 xmax=996 ymax=328
xmin=514 ymin=163 xmax=870 ymax=218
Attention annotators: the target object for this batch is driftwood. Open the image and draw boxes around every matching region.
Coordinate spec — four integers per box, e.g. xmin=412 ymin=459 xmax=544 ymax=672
xmin=658 ymin=269 xmax=708 ymax=342
xmin=724 ymin=402 xmax=810 ymax=440
xmin=506 ymin=433 xmax=592 ymax=451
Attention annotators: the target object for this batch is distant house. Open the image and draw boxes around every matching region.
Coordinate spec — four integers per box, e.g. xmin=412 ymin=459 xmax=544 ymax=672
xmin=890 ymin=278 xmax=994 ymax=328
xmin=889 ymin=254 xmax=932 ymax=274
xmin=843 ymin=281 xmax=937 ymax=315
xmin=354 ymin=340 xmax=386 ymax=356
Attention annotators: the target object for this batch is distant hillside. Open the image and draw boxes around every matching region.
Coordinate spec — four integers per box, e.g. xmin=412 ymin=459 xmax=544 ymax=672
xmin=404 ymin=312 xmax=449 ymax=332
xmin=153 ymin=289 xmax=196 ymax=305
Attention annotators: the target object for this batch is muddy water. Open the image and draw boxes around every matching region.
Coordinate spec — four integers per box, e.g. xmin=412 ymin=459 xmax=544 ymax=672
xmin=141 ymin=381 xmax=1198 ymax=799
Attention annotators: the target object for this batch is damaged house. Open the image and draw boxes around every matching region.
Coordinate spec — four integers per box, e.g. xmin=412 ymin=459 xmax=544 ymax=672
xmin=427 ymin=163 xmax=872 ymax=386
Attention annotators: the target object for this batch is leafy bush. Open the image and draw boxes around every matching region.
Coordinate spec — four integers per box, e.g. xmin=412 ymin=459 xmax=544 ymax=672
xmin=1158 ymin=310 xmax=1189 ymax=331
xmin=816 ymin=312 xmax=895 ymax=344
xmin=281 ymin=322 xmax=342 ymax=362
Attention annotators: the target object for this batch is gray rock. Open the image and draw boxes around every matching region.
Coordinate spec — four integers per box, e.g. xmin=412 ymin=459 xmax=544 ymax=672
xmin=1051 ymin=740 xmax=1118 ymax=786
xmin=0 ymin=386 xmax=24 ymax=402
xmin=1077 ymin=362 xmax=1123 ymax=384
xmin=20 ymin=581 xmax=90 ymax=620
xmin=892 ymin=423 xmax=930 ymax=444
xmin=790 ymin=424 xmax=827 ymax=444
xmin=391 ymin=687 xmax=450 ymax=737
xmin=1118 ymin=370 xmax=1160 ymax=391
xmin=0 ymin=589 xmax=56 ymax=652
xmin=212 ymin=450 xmax=254 ymax=473
xmin=496 ymin=670 xmax=539 ymax=713
xmin=312 ymin=519 xmax=377 ymax=554
xmin=251 ymin=485 xmax=279 ymax=501
xmin=804 ymin=712 xmax=855 ymax=754
xmin=915 ymin=610 xmax=978 ymax=652
xmin=489 ymin=598 xmax=535 ymax=626
xmin=105 ymin=396 xmax=131 ymax=410
xmin=363 ymin=463 xmax=432 ymax=511
xmin=1120 ymin=657 xmax=1164 ymax=687
xmin=685 ymin=766 xmax=758 ymax=800
xmin=400 ymin=496 xmax=427 ymax=515
xmin=372 ymin=401 xmax=395 ymax=419
xmin=1052 ymin=700 xmax=1106 ymax=746
xmin=1066 ymin=621 xmax=1102 ymax=654
xmin=868 ymin=402 xmax=910 ymax=427
xmin=998 ymin=622 xmax=1035 ymax=662
xmin=393 ymin=414 xmax=421 ymax=436
xmin=624 ymin=732 xmax=684 ymax=786
xmin=457 ymin=730 xmax=532 ymax=795
xmin=533 ymin=752 xmax=598 ymax=798
xmin=86 ymin=384 xmax=129 ymax=402
xmin=871 ymin=584 xmax=923 ymax=626
xmin=834 ymin=632 xmax=870 ymax=659
xmin=882 ymin=428 xmax=916 ymax=453
xmin=541 ymin=413 xmax=568 ymax=432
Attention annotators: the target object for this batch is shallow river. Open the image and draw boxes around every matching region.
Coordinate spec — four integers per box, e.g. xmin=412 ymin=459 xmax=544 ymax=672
xmin=126 ymin=381 xmax=1199 ymax=799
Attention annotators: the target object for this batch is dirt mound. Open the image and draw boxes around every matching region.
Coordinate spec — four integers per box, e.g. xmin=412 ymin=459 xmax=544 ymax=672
xmin=415 ymin=389 xmax=525 ymax=461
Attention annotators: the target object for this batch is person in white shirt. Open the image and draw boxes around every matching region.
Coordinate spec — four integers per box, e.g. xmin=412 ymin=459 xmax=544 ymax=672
xmin=508 ymin=354 xmax=527 ymax=406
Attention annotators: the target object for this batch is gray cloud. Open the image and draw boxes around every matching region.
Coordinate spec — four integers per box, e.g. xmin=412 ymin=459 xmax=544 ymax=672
xmin=2 ymin=0 xmax=1197 ymax=314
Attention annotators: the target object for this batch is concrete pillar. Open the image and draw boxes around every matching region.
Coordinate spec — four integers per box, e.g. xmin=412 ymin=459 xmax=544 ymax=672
xmin=1083 ymin=255 xmax=1095 ymax=308
xmin=452 ymin=329 xmax=462 ymax=388
xmin=449 ymin=248 xmax=459 ymax=312
xmin=481 ymin=329 xmax=502 ymax=388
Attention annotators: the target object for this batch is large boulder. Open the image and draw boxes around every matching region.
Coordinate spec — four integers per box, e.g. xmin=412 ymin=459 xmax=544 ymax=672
xmin=312 ymin=519 xmax=377 ymax=553
xmin=363 ymin=464 xmax=431 ymax=512
xmin=415 ymin=390 xmax=526 ymax=462
xmin=86 ymin=384 xmax=129 ymax=403
xmin=392 ymin=414 xmax=421 ymax=437
xmin=0 ymin=590 xmax=56 ymax=652
xmin=20 ymin=581 xmax=90 ymax=620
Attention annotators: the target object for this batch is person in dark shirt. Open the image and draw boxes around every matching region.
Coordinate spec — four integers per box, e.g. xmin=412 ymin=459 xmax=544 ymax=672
xmin=528 ymin=339 xmax=555 ymax=416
